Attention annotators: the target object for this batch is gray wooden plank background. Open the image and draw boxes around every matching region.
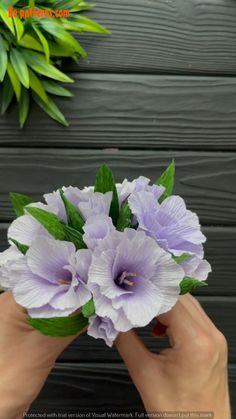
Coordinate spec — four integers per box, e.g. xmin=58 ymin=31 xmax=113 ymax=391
xmin=0 ymin=0 xmax=235 ymax=415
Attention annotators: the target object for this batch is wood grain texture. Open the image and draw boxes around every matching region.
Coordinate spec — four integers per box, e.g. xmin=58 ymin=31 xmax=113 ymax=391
xmin=29 ymin=363 xmax=236 ymax=414
xmin=57 ymin=297 xmax=236 ymax=363
xmin=2 ymin=74 xmax=236 ymax=150
xmin=1 ymin=225 xmax=235 ymax=296
xmin=0 ymin=149 xmax=235 ymax=225
xmin=67 ymin=0 xmax=236 ymax=74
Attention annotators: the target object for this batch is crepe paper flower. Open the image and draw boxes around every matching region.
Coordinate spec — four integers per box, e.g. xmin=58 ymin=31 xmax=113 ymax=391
xmin=128 ymin=192 xmax=206 ymax=258
xmin=0 ymin=246 xmax=24 ymax=290
xmin=83 ymin=214 xmax=116 ymax=250
xmin=179 ymin=256 xmax=212 ymax=281
xmin=87 ymin=315 xmax=118 ymax=347
xmin=7 ymin=236 xmax=92 ymax=318
xmin=88 ymin=228 xmax=185 ymax=335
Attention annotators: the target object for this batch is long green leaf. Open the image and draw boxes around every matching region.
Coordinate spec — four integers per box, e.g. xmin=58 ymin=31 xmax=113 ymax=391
xmin=10 ymin=48 xmax=29 ymax=88
xmin=154 ymin=160 xmax=175 ymax=203
xmin=10 ymin=192 xmax=33 ymax=217
xmin=13 ymin=16 xmax=24 ymax=41
xmin=94 ymin=164 xmax=119 ymax=226
xmin=28 ymin=312 xmax=88 ymax=337
xmin=29 ymin=69 xmax=48 ymax=104
xmin=41 ymin=80 xmax=73 ymax=97
xmin=32 ymin=24 xmax=50 ymax=62
xmin=1 ymin=74 xmax=14 ymax=114
xmin=32 ymin=91 xmax=68 ymax=126
xmin=82 ymin=299 xmax=95 ymax=318
xmin=7 ymin=61 xmax=21 ymax=101
xmin=19 ymin=87 xmax=30 ymax=128
xmin=63 ymin=225 xmax=87 ymax=250
xmin=19 ymin=34 xmax=44 ymax=52
xmin=68 ymin=15 xmax=111 ymax=34
xmin=26 ymin=207 xmax=66 ymax=240
xmin=22 ymin=50 xmax=74 ymax=83
xmin=0 ymin=34 xmax=8 ymax=82
xmin=0 ymin=10 xmax=15 ymax=35
xmin=172 ymin=253 xmax=192 ymax=263
xmin=60 ymin=190 xmax=84 ymax=232
xmin=180 ymin=277 xmax=208 ymax=295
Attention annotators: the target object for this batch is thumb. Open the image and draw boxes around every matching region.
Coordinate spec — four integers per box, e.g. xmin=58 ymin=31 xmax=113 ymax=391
xmin=115 ymin=329 xmax=150 ymax=379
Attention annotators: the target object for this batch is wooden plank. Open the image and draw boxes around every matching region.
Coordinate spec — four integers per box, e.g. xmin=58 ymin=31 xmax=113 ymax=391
xmin=68 ymin=0 xmax=236 ymax=74
xmin=29 ymin=363 xmax=236 ymax=414
xmin=57 ymin=297 xmax=236 ymax=363
xmin=1 ymin=225 xmax=235 ymax=296
xmin=0 ymin=149 xmax=236 ymax=225
xmin=2 ymin=74 xmax=236 ymax=150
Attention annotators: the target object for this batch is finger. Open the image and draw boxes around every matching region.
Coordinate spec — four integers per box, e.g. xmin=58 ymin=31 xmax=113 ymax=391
xmin=187 ymin=294 xmax=216 ymax=329
xmin=115 ymin=330 xmax=150 ymax=378
xmin=157 ymin=294 xmax=203 ymax=347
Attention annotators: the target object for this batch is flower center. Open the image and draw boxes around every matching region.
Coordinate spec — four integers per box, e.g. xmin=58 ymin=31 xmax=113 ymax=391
xmin=116 ymin=271 xmax=136 ymax=287
xmin=58 ymin=279 xmax=71 ymax=285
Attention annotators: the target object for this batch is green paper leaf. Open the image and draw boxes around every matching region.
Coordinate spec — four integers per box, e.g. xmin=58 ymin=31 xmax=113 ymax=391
xmin=82 ymin=299 xmax=95 ymax=318
xmin=0 ymin=10 xmax=15 ymax=35
xmin=9 ymin=238 xmax=29 ymax=255
xmin=94 ymin=164 xmax=119 ymax=226
xmin=1 ymin=74 xmax=14 ymax=115
xmin=10 ymin=192 xmax=33 ymax=217
xmin=32 ymin=91 xmax=68 ymax=126
xmin=13 ymin=16 xmax=24 ymax=41
xmin=0 ymin=34 xmax=8 ymax=82
xmin=10 ymin=48 xmax=29 ymax=89
xmin=117 ymin=202 xmax=132 ymax=232
xmin=172 ymin=253 xmax=192 ymax=263
xmin=19 ymin=87 xmax=30 ymax=128
xmin=63 ymin=225 xmax=87 ymax=250
xmin=155 ymin=160 xmax=175 ymax=203
xmin=26 ymin=207 xmax=66 ymax=240
xmin=7 ymin=61 xmax=21 ymax=102
xmin=19 ymin=34 xmax=44 ymax=52
xmin=28 ymin=312 xmax=88 ymax=337
xmin=180 ymin=277 xmax=208 ymax=295
xmin=69 ymin=15 xmax=111 ymax=34
xmin=60 ymin=190 xmax=84 ymax=232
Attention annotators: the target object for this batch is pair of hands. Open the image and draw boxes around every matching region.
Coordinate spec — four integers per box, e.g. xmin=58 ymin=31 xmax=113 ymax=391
xmin=0 ymin=291 xmax=231 ymax=419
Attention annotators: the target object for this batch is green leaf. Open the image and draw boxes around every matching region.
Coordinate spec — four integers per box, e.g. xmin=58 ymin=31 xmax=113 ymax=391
xmin=117 ymin=202 xmax=132 ymax=232
xmin=13 ymin=16 xmax=24 ymax=41
xmin=172 ymin=253 xmax=192 ymax=263
xmin=10 ymin=192 xmax=33 ymax=217
xmin=94 ymin=164 xmax=119 ymax=226
xmin=0 ymin=10 xmax=15 ymax=35
xmin=60 ymin=190 xmax=84 ymax=232
xmin=27 ymin=312 xmax=88 ymax=337
xmin=26 ymin=207 xmax=66 ymax=240
xmin=69 ymin=15 xmax=111 ymax=34
xmin=41 ymin=80 xmax=73 ymax=97
xmin=82 ymin=299 xmax=95 ymax=318
xmin=180 ymin=277 xmax=208 ymax=295
xmin=9 ymin=238 xmax=29 ymax=255
xmin=10 ymin=48 xmax=29 ymax=88
xmin=0 ymin=34 xmax=8 ymax=82
xmin=19 ymin=34 xmax=44 ymax=52
xmin=22 ymin=50 xmax=74 ymax=83
xmin=32 ymin=24 xmax=50 ymax=62
xmin=154 ymin=160 xmax=175 ymax=203
xmin=32 ymin=92 xmax=68 ymax=126
xmin=7 ymin=61 xmax=21 ymax=102
xmin=19 ymin=87 xmax=30 ymax=128
xmin=1 ymin=74 xmax=14 ymax=115
xmin=29 ymin=69 xmax=48 ymax=104
xmin=63 ymin=225 xmax=87 ymax=250
xmin=0 ymin=288 xmax=4 ymax=294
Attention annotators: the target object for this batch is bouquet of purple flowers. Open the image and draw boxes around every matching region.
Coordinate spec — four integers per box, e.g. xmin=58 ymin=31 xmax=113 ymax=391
xmin=0 ymin=162 xmax=211 ymax=347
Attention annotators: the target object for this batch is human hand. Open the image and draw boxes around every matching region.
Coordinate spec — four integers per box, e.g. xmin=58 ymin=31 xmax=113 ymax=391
xmin=116 ymin=294 xmax=231 ymax=418
xmin=0 ymin=291 xmax=84 ymax=419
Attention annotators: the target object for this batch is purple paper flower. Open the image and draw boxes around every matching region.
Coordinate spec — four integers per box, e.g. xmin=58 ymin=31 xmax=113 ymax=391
xmin=116 ymin=176 xmax=165 ymax=206
xmin=128 ymin=192 xmax=206 ymax=258
xmin=0 ymin=246 xmax=24 ymax=290
xmin=88 ymin=315 xmax=118 ymax=347
xmin=88 ymin=228 xmax=184 ymax=333
xmin=7 ymin=236 xmax=92 ymax=318
xmin=83 ymin=214 xmax=116 ymax=250
xmin=180 ymin=256 xmax=212 ymax=281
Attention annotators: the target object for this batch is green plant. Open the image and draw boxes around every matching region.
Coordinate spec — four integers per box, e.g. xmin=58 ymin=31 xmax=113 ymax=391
xmin=0 ymin=0 xmax=110 ymax=127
